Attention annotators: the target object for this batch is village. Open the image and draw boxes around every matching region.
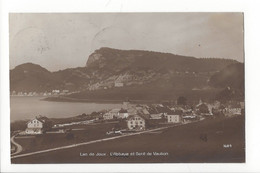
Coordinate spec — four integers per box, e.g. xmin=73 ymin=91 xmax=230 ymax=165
xmin=10 ymin=89 xmax=75 ymax=97
xmin=11 ymin=97 xmax=245 ymax=156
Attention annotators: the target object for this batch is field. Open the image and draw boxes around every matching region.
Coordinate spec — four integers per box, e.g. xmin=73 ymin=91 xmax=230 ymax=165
xmin=12 ymin=116 xmax=245 ymax=163
xmin=14 ymin=122 xmax=119 ymax=154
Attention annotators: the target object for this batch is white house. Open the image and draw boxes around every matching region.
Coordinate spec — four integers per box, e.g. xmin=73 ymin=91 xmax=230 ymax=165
xmin=167 ymin=114 xmax=182 ymax=123
xmin=103 ymin=108 xmax=121 ymax=120
xmin=26 ymin=118 xmax=44 ymax=134
xmin=103 ymin=112 xmax=114 ymax=120
xmin=223 ymin=102 xmax=242 ymax=117
xmin=115 ymin=82 xmax=124 ymax=87
xmin=224 ymin=107 xmax=242 ymax=117
xmin=117 ymin=109 xmax=129 ymax=119
xmin=25 ymin=116 xmax=51 ymax=134
xmin=52 ymin=90 xmax=60 ymax=94
xmin=182 ymin=115 xmax=198 ymax=123
xmin=127 ymin=115 xmax=146 ymax=130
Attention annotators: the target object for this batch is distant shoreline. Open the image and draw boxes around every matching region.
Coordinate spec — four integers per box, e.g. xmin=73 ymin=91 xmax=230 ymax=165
xmin=43 ymin=96 xmax=160 ymax=104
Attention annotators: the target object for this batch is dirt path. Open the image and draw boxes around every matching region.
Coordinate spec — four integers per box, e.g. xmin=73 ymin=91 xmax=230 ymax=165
xmin=11 ymin=135 xmax=23 ymax=155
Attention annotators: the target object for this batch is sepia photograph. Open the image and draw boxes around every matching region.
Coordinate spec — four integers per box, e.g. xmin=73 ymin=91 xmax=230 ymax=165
xmin=9 ymin=12 xmax=245 ymax=164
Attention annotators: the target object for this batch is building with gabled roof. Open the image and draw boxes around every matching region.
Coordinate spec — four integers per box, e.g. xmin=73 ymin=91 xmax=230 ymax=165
xmin=166 ymin=110 xmax=182 ymax=123
xmin=117 ymin=109 xmax=129 ymax=119
xmin=126 ymin=114 xmax=146 ymax=131
xmin=25 ymin=115 xmax=52 ymax=135
xmin=103 ymin=108 xmax=121 ymax=120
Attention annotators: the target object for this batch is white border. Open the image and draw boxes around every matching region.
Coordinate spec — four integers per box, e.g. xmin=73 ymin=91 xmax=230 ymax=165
xmin=1 ymin=0 xmax=260 ymax=172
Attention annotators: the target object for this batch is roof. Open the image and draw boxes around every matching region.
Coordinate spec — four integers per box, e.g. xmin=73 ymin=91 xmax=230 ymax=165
xmin=127 ymin=114 xmax=147 ymax=121
xmin=119 ymin=109 xmax=128 ymax=113
xmin=128 ymin=108 xmax=137 ymax=115
xmin=110 ymin=108 xmax=121 ymax=113
xmin=167 ymin=110 xmax=183 ymax=115
xmin=27 ymin=115 xmax=51 ymax=124
xmin=142 ymin=109 xmax=150 ymax=115
xmin=183 ymin=115 xmax=197 ymax=119
xmin=197 ymin=103 xmax=208 ymax=108
xmin=155 ymin=106 xmax=171 ymax=114
xmin=167 ymin=114 xmax=181 ymax=117
xmin=26 ymin=127 xmax=42 ymax=130
xmin=148 ymin=107 xmax=158 ymax=114
xmin=27 ymin=118 xmax=44 ymax=124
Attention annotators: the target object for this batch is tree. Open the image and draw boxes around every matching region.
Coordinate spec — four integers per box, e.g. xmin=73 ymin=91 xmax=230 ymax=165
xmin=215 ymin=87 xmax=233 ymax=104
xmin=177 ymin=96 xmax=187 ymax=105
xmin=198 ymin=104 xmax=209 ymax=114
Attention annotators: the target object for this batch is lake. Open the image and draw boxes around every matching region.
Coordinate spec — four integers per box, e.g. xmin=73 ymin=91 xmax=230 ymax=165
xmin=10 ymin=96 xmax=122 ymax=122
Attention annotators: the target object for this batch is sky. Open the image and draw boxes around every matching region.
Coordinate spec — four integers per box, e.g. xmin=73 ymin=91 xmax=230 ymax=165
xmin=9 ymin=13 xmax=244 ymax=71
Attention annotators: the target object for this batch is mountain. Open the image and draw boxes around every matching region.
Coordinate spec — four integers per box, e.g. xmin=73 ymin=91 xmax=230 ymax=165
xmin=10 ymin=63 xmax=62 ymax=92
xmin=10 ymin=47 xmax=243 ymax=102
xmin=87 ymin=47 xmax=237 ymax=73
xmin=84 ymin=47 xmax=239 ymax=90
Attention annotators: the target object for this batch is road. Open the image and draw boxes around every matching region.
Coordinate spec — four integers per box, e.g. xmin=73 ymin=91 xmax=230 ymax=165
xmin=11 ymin=134 xmax=23 ymax=156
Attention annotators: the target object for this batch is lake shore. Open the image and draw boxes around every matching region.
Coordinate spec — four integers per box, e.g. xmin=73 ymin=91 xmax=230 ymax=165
xmin=43 ymin=96 xmax=161 ymax=104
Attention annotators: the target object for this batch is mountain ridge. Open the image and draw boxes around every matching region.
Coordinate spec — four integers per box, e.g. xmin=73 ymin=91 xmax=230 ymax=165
xmin=10 ymin=47 xmax=243 ymax=101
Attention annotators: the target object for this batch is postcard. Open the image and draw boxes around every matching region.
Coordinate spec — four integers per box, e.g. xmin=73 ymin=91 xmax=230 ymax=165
xmin=9 ymin=12 xmax=245 ymax=164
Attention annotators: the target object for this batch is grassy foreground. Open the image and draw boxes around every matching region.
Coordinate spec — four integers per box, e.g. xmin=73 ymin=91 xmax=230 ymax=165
xmin=12 ymin=116 xmax=245 ymax=163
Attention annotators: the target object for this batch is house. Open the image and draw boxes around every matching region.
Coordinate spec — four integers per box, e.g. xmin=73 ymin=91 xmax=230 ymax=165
xmin=117 ymin=109 xmax=129 ymax=119
xmin=127 ymin=115 xmax=146 ymax=130
xmin=103 ymin=108 xmax=120 ymax=120
xmin=206 ymin=101 xmax=220 ymax=114
xmin=224 ymin=107 xmax=241 ymax=116
xmin=148 ymin=108 xmax=160 ymax=119
xmin=115 ymin=82 xmax=124 ymax=87
xmin=182 ymin=115 xmax=198 ymax=123
xmin=223 ymin=103 xmax=242 ymax=117
xmin=25 ymin=115 xmax=52 ymax=135
xmin=103 ymin=112 xmax=114 ymax=120
xmin=147 ymin=106 xmax=162 ymax=119
xmin=52 ymin=90 xmax=60 ymax=94
xmin=166 ymin=110 xmax=182 ymax=123
xmin=167 ymin=114 xmax=181 ymax=123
